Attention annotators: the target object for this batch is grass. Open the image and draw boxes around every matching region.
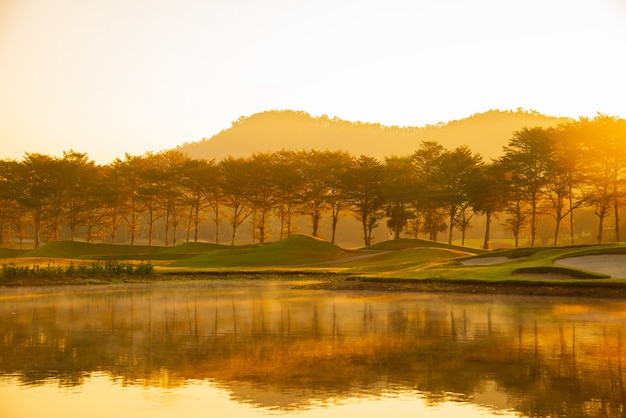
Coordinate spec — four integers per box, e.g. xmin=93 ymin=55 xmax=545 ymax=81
xmin=20 ymin=240 xmax=226 ymax=260
xmin=0 ymin=248 xmax=28 ymax=258
xmin=2 ymin=234 xmax=626 ymax=285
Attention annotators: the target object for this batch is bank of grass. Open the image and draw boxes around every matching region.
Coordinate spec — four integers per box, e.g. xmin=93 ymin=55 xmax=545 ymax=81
xmin=2 ymin=235 xmax=626 ymax=290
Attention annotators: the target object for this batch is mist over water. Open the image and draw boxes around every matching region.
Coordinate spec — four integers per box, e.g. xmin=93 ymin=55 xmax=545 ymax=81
xmin=2 ymin=281 xmax=626 ymax=417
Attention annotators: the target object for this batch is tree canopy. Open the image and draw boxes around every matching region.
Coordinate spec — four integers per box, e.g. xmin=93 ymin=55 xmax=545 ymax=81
xmin=0 ymin=115 xmax=624 ymax=249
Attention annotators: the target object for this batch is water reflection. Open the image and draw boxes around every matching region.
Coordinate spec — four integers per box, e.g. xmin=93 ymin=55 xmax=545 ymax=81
xmin=1 ymin=281 xmax=626 ymax=417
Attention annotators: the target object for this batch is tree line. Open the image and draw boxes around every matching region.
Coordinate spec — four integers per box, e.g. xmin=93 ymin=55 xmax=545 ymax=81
xmin=0 ymin=115 xmax=624 ymax=249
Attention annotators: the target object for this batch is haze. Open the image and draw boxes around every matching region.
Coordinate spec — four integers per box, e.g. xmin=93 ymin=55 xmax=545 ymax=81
xmin=1 ymin=0 xmax=625 ymax=164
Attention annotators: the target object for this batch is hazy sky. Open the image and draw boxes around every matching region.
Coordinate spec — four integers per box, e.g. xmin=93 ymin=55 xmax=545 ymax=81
xmin=1 ymin=0 xmax=625 ymax=163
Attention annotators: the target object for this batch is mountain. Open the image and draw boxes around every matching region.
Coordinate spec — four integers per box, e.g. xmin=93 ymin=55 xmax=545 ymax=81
xmin=176 ymin=109 xmax=572 ymax=161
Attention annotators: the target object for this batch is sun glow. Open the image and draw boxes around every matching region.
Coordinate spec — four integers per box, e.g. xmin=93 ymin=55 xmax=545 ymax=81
xmin=1 ymin=0 xmax=625 ymax=163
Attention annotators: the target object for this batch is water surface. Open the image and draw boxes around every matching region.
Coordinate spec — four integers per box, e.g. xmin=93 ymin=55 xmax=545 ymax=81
xmin=1 ymin=280 xmax=625 ymax=417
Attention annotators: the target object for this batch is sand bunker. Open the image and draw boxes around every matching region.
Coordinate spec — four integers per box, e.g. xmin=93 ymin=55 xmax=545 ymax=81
xmin=461 ymin=256 xmax=516 ymax=266
xmin=555 ymin=254 xmax=626 ymax=279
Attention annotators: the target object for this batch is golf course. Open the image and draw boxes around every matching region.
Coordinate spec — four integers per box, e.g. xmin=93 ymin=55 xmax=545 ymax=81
xmin=2 ymin=234 xmax=626 ymax=297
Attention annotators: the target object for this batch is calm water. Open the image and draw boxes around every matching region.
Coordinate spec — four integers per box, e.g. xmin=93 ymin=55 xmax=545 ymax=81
xmin=2 ymin=280 xmax=626 ymax=418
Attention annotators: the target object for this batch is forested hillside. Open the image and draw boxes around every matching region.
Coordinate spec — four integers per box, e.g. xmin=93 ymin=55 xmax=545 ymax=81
xmin=177 ymin=109 xmax=571 ymax=161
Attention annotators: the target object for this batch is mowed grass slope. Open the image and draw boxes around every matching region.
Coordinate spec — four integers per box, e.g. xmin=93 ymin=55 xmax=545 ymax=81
xmin=170 ymin=234 xmax=355 ymax=269
xmin=366 ymin=238 xmax=486 ymax=254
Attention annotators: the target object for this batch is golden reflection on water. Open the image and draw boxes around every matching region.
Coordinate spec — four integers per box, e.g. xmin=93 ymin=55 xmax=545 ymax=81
xmin=1 ymin=281 xmax=626 ymax=417
xmin=1 ymin=373 xmax=519 ymax=418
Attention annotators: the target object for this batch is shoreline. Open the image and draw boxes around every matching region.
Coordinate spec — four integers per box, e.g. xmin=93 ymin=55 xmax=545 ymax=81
xmin=302 ymin=277 xmax=626 ymax=298
xmin=2 ymin=272 xmax=626 ymax=298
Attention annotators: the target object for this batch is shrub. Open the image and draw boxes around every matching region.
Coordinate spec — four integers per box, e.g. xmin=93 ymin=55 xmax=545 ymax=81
xmin=1 ymin=260 xmax=155 ymax=279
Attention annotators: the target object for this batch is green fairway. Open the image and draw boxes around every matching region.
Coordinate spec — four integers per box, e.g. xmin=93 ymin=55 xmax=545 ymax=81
xmin=2 ymin=235 xmax=626 ymax=285
xmin=17 ymin=240 xmax=227 ymax=261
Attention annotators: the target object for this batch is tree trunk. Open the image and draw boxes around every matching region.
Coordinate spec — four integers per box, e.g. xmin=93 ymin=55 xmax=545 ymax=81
xmin=553 ymin=218 xmax=561 ymax=247
xmin=615 ymin=197 xmax=621 ymax=242
xmin=448 ymin=212 xmax=454 ymax=245
xmin=569 ymin=183 xmax=575 ymax=245
xmin=530 ymin=201 xmax=537 ymax=247
xmin=164 ymin=205 xmax=170 ymax=247
xmin=34 ymin=208 xmax=41 ymax=249
xmin=186 ymin=206 xmax=193 ymax=242
xmin=597 ymin=213 xmax=605 ymax=244
xmin=482 ymin=212 xmax=491 ymax=250
xmin=311 ymin=210 xmax=321 ymax=237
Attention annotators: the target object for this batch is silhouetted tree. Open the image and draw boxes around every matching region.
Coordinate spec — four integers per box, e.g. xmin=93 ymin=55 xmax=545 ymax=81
xmin=57 ymin=150 xmax=99 ymax=241
xmin=413 ymin=141 xmax=447 ymax=241
xmin=344 ymin=155 xmax=386 ymax=246
xmin=0 ymin=159 xmax=21 ymax=246
xmin=247 ymin=153 xmax=278 ymax=243
xmin=273 ymin=150 xmax=303 ymax=239
xmin=437 ymin=146 xmax=483 ymax=244
xmin=383 ymin=156 xmax=417 ymax=240
xmin=156 ymin=150 xmax=189 ymax=246
xmin=575 ymin=116 xmax=626 ymax=243
xmin=135 ymin=153 xmax=167 ymax=246
xmin=500 ymin=127 xmax=552 ymax=246
xmin=179 ymin=158 xmax=219 ymax=243
xmin=10 ymin=153 xmax=59 ymax=248
xmin=544 ymin=128 xmax=583 ymax=245
xmin=220 ymin=157 xmax=254 ymax=245
xmin=468 ymin=163 xmax=508 ymax=249
xmin=111 ymin=154 xmax=144 ymax=245
xmin=297 ymin=150 xmax=330 ymax=238
xmin=319 ymin=150 xmax=353 ymax=244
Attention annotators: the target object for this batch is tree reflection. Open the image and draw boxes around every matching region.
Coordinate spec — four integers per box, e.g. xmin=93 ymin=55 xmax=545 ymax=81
xmin=1 ymin=283 xmax=626 ymax=417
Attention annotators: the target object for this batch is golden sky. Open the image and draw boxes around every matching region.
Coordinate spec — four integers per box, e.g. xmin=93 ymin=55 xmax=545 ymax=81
xmin=1 ymin=0 xmax=625 ymax=163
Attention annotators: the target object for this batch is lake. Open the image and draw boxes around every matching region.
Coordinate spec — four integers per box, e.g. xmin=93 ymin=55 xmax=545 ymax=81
xmin=1 ymin=280 xmax=626 ymax=418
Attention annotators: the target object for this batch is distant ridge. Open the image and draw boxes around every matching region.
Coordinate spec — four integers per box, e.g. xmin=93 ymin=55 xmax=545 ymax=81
xmin=177 ymin=109 xmax=572 ymax=161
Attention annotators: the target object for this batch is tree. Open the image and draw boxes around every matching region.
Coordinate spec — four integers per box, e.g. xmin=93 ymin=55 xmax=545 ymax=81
xmin=437 ymin=146 xmax=482 ymax=244
xmin=10 ymin=153 xmax=59 ymax=248
xmin=383 ymin=156 xmax=417 ymax=240
xmin=100 ymin=162 xmax=128 ymax=243
xmin=297 ymin=150 xmax=330 ymax=238
xmin=318 ymin=150 xmax=352 ymax=244
xmin=575 ymin=116 xmax=626 ymax=243
xmin=412 ymin=141 xmax=447 ymax=241
xmin=135 ymin=153 xmax=166 ymax=246
xmin=111 ymin=154 xmax=144 ymax=245
xmin=544 ymin=128 xmax=583 ymax=246
xmin=500 ymin=127 xmax=553 ymax=246
xmin=468 ymin=163 xmax=508 ymax=249
xmin=82 ymin=166 xmax=109 ymax=243
xmin=344 ymin=155 xmax=386 ymax=246
xmin=272 ymin=150 xmax=303 ymax=239
xmin=247 ymin=153 xmax=278 ymax=243
xmin=179 ymin=158 xmax=219 ymax=243
xmin=0 ymin=159 xmax=21 ymax=246
xmin=220 ymin=157 xmax=254 ymax=245
xmin=57 ymin=150 xmax=100 ymax=241
xmin=155 ymin=150 xmax=189 ymax=246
